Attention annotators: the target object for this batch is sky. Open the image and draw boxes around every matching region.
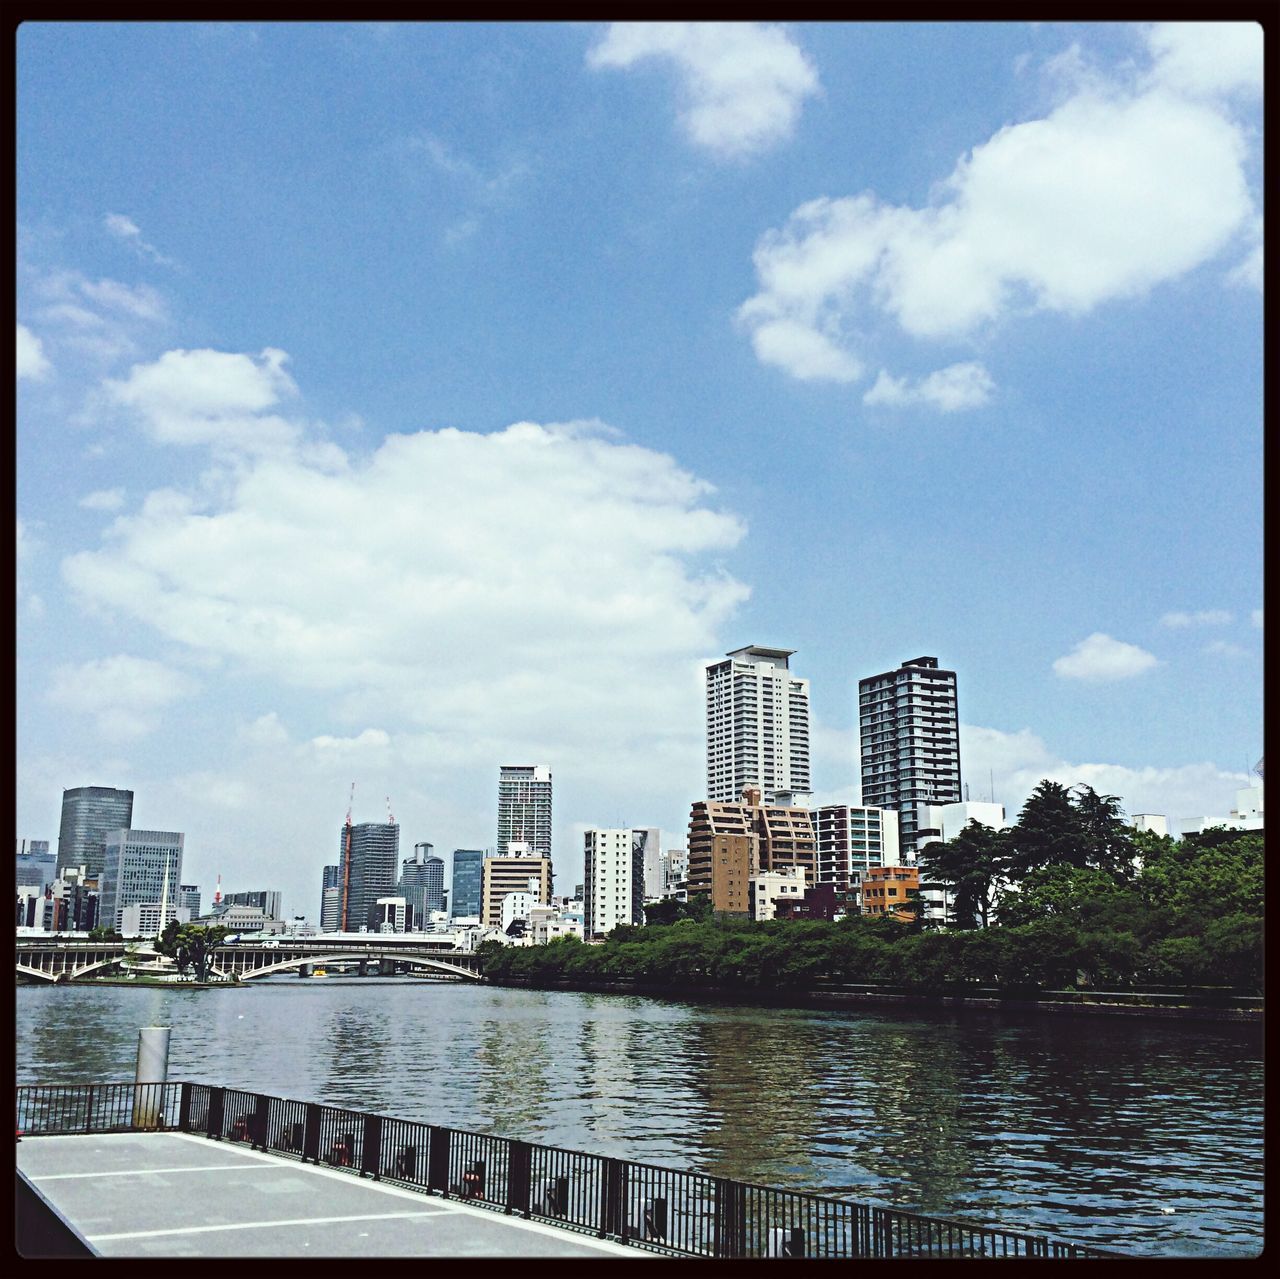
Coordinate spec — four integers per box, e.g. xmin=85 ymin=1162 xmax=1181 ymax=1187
xmin=16 ymin=21 xmax=1264 ymax=920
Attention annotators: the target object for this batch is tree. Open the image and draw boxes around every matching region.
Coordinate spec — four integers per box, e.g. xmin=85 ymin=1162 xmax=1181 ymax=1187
xmin=155 ymin=922 xmax=229 ymax=982
xmin=917 ymin=821 xmax=1006 ymax=929
xmin=1071 ymin=785 xmax=1136 ymax=879
xmin=87 ymin=925 xmax=122 ymax=941
xmin=642 ymin=895 xmax=712 ymax=927
xmin=1004 ymin=780 xmax=1085 ymax=878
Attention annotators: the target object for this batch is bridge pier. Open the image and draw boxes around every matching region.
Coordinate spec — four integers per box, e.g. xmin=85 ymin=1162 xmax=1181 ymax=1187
xmin=380 ymin=957 xmax=396 ymax=977
xmin=298 ymin=964 xmax=312 ymax=978
xmin=357 ymin=959 xmax=369 ymax=978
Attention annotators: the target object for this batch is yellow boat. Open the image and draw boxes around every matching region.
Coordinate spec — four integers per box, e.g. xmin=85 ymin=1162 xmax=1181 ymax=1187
xmin=310 ymin=966 xmax=328 ymax=977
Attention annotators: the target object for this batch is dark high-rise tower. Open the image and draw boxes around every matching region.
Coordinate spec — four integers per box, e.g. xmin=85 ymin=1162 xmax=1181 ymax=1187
xmin=450 ymin=849 xmax=484 ymax=919
xmin=858 ymin=656 xmax=960 ymax=851
xmin=56 ymin=786 xmax=134 ymax=878
xmin=338 ymin=822 xmax=400 ymax=931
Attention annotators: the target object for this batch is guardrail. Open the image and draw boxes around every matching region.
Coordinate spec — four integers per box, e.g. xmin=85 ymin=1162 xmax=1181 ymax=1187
xmin=16 ymin=1082 xmax=1120 ymax=1258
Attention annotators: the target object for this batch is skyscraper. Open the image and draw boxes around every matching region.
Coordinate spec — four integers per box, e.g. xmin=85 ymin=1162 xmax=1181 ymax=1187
xmin=705 ymin=647 xmax=811 ymax=805
xmin=496 ymin=765 xmax=553 ymax=856
xmin=450 ymin=849 xmax=484 ymax=919
xmin=583 ymin=828 xmax=647 ymax=939
xmin=56 ymin=786 xmax=134 ymax=878
xmin=399 ymin=843 xmax=445 ymax=928
xmin=99 ymin=829 xmax=183 ymax=933
xmin=338 ymin=822 xmax=400 ymax=932
xmin=858 ymin=656 xmax=961 ymax=850
xmin=321 ymin=863 xmax=341 ymax=923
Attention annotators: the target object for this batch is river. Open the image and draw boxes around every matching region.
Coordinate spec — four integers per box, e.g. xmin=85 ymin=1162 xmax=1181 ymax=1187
xmin=15 ymin=978 xmax=1262 ymax=1257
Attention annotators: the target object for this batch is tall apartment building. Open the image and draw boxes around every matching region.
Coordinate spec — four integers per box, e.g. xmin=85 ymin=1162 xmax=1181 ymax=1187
xmin=223 ymin=890 xmax=283 ymax=921
xmin=813 ymin=805 xmax=900 ymax=896
xmin=480 ymin=854 xmax=552 ymax=929
xmin=705 ymin=646 xmax=811 ymax=805
xmin=320 ymin=886 xmax=342 ymax=933
xmin=583 ymin=828 xmax=646 ymax=939
xmin=400 ymin=844 xmax=445 ymax=929
xmin=496 ymin=765 xmax=553 ymax=856
xmin=99 ymin=828 xmax=184 ymax=933
xmin=338 ymin=821 xmax=400 ymax=932
xmin=687 ymin=785 xmax=816 ymax=917
xmin=450 ymin=849 xmax=484 ymax=919
xmin=320 ymin=863 xmax=342 ymax=923
xmin=56 ymin=786 xmax=134 ymax=878
xmin=858 ymin=656 xmax=961 ymax=849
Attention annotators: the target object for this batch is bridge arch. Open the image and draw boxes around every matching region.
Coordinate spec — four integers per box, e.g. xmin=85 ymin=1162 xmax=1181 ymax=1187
xmin=214 ymin=949 xmax=481 ymax=982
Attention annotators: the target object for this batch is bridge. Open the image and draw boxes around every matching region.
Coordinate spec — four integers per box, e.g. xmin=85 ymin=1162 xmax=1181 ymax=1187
xmin=15 ymin=936 xmax=484 ymax=984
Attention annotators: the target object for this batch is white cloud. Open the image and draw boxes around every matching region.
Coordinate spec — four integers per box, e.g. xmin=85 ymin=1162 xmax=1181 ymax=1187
xmin=104 ymin=347 xmax=304 ymax=453
xmin=17 ymin=324 xmax=51 ymax=380
xmin=1052 ymin=632 xmax=1159 ymax=681
xmin=588 ymin=22 xmax=819 ymax=159
xmin=862 ymin=361 xmax=995 ymax=412
xmin=104 ymin=212 xmax=177 ymax=267
xmin=1144 ymin=22 xmax=1263 ymax=99
xmin=1204 ymin=639 xmax=1248 ymax=659
xmin=78 ymin=488 xmax=126 ymax=512
xmin=27 ymin=268 xmax=168 ymax=365
xmin=738 ymin=27 xmax=1258 ymax=381
xmin=1159 ymin=608 xmax=1233 ymax=628
xmin=959 ymin=722 xmax=1252 ymax=829
xmin=47 ymin=654 xmax=199 ymax=742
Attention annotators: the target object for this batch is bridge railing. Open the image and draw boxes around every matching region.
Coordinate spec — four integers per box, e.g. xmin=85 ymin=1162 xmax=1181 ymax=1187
xmin=15 ymin=1082 xmax=1119 ymax=1259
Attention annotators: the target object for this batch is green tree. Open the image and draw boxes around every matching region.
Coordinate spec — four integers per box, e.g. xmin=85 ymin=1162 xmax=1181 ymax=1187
xmin=155 ymin=922 xmax=229 ymax=982
xmin=1071 ymin=785 xmax=1137 ymax=879
xmin=917 ymin=821 xmax=1006 ymax=929
xmin=1004 ymin=780 xmax=1085 ymax=878
xmin=642 ymin=895 xmax=712 ymax=927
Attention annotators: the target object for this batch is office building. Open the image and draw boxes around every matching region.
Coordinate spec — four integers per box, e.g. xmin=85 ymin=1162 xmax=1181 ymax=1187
xmin=222 ymin=889 xmax=283 ymax=921
xmin=400 ymin=844 xmax=445 ymax=929
xmin=813 ymin=805 xmax=900 ymax=898
xmin=120 ymin=902 xmax=190 ymax=937
xmin=497 ymin=765 xmax=553 ymax=856
xmin=320 ymin=886 xmax=342 ymax=933
xmin=687 ymin=786 xmax=816 ymax=917
xmin=481 ymin=854 xmax=552 ymax=929
xmin=321 ymin=863 xmax=342 ymax=923
xmin=56 ymin=786 xmax=134 ymax=878
xmin=706 ymin=646 xmax=811 ymax=805
xmin=99 ymin=829 xmax=184 ymax=933
xmin=178 ymin=885 xmax=202 ymax=918
xmin=858 ymin=656 xmax=961 ymax=848
xmin=16 ymin=839 xmax=56 ymax=890
xmin=337 ymin=821 xmax=400 ymax=932
xmin=450 ymin=849 xmax=484 ymax=919
xmin=373 ymin=897 xmax=408 ymax=934
xmin=583 ymin=828 xmax=646 ymax=939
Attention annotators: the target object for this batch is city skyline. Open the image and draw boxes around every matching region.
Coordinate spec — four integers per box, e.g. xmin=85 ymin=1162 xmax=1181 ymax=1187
xmin=17 ymin=22 xmax=1263 ymax=922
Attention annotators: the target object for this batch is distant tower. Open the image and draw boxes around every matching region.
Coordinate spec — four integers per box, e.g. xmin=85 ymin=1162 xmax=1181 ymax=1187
xmin=56 ymin=786 xmax=134 ymax=878
xmin=496 ymin=765 xmax=553 ymax=857
xmin=339 ymin=821 xmax=400 ymax=931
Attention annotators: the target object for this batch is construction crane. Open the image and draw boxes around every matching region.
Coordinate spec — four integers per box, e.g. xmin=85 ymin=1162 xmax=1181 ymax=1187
xmin=386 ymin=795 xmax=396 ymax=825
xmin=340 ymin=782 xmax=355 ymax=932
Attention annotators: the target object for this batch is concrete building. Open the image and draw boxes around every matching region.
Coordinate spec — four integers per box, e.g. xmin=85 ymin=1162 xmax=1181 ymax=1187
xmin=450 ymin=849 xmax=484 ymax=919
xmin=178 ymin=885 xmax=202 ymax=918
xmin=321 ymin=863 xmax=342 ymax=923
xmin=913 ymin=800 xmax=1007 ymax=925
xmin=859 ymin=656 xmax=961 ymax=849
xmin=749 ymin=866 xmax=807 ymax=921
xmin=320 ymin=886 xmax=342 ymax=933
xmin=481 ymin=854 xmax=552 ymax=929
xmin=337 ymin=822 xmax=400 ymax=933
xmin=687 ymin=786 xmax=816 ymax=917
xmin=1178 ymin=775 xmax=1264 ymax=837
xmin=16 ymin=839 xmax=56 ymax=890
xmin=56 ymin=786 xmax=134 ymax=878
xmin=500 ymin=890 xmax=537 ymax=934
xmin=583 ymin=828 xmax=646 ymax=939
xmin=373 ymin=896 xmax=408 ymax=934
xmin=224 ymin=890 xmax=283 ymax=921
xmin=399 ymin=844 xmax=445 ymax=928
xmin=705 ymin=646 xmax=811 ymax=805
xmin=120 ymin=902 xmax=190 ymax=937
xmin=497 ymin=765 xmax=553 ymax=857
xmin=813 ymin=805 xmax=900 ymax=903
xmin=1131 ymin=814 xmax=1169 ymax=837
xmin=99 ymin=829 xmax=183 ymax=934
xmin=633 ymin=827 xmax=663 ymax=901
xmin=199 ymin=903 xmax=277 ymax=934
xmin=862 ymin=866 xmax=920 ymax=920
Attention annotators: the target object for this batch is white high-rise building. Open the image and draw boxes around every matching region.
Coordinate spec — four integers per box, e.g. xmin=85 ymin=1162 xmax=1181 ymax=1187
xmin=706 ymin=646 xmax=811 ymax=805
xmin=633 ymin=827 xmax=663 ymax=900
xmin=813 ymin=805 xmax=900 ymax=896
xmin=583 ymin=828 xmax=645 ymax=939
xmin=497 ymin=765 xmax=553 ymax=856
xmin=914 ymin=800 xmax=1007 ymax=926
xmin=99 ymin=829 xmax=184 ymax=934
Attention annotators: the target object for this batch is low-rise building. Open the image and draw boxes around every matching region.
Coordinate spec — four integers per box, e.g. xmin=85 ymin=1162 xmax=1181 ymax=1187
xmin=481 ymin=855 xmax=552 ymax=929
xmin=372 ymin=896 xmax=408 ymax=933
xmin=120 ymin=903 xmax=191 ymax=937
xmin=748 ymin=866 xmax=807 ymax=921
xmin=862 ymin=866 xmax=920 ymax=920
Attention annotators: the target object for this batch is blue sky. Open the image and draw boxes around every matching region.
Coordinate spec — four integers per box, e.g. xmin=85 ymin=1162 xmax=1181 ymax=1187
xmin=17 ymin=22 xmax=1264 ymax=918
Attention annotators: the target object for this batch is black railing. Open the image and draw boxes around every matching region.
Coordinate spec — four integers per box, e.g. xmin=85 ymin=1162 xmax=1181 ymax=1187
xmin=15 ymin=1083 xmax=1120 ymax=1259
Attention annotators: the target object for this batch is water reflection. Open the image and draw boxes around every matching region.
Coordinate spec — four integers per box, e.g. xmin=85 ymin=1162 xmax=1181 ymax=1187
xmin=14 ymin=983 xmax=1261 ymax=1257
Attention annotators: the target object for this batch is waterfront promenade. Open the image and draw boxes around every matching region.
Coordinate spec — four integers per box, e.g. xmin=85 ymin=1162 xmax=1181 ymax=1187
xmin=17 ymin=1131 xmax=642 ymax=1258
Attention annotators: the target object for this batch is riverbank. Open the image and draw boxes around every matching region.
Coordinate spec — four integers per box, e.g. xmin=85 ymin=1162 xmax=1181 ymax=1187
xmin=485 ymin=975 xmax=1262 ymax=1023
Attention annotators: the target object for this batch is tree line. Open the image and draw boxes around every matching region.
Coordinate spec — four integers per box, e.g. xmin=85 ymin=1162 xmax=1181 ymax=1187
xmin=478 ymin=781 xmax=1262 ymax=994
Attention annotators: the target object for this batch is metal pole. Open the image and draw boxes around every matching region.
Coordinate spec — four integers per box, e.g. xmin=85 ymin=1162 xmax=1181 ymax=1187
xmin=132 ymin=1026 xmax=171 ymax=1129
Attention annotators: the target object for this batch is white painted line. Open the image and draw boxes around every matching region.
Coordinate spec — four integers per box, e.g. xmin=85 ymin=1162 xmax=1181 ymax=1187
xmin=88 ymin=1209 xmax=448 ymax=1242
xmin=34 ymin=1164 xmax=283 ymax=1181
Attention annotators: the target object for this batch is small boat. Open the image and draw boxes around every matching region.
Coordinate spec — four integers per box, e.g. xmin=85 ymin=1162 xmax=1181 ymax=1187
xmin=310 ymin=966 xmax=328 ymax=977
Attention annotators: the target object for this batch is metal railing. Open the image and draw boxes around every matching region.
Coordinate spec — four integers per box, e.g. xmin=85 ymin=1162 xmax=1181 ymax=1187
xmin=15 ymin=1082 xmax=1120 ymax=1258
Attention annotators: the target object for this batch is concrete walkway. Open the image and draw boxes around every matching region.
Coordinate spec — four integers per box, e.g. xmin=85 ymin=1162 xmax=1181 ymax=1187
xmin=16 ymin=1131 xmax=649 ymax=1257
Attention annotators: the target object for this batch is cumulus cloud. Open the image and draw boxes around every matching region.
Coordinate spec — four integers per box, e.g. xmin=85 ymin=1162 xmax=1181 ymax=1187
xmin=104 ymin=212 xmax=177 ymax=267
xmin=78 ymin=488 xmax=126 ymax=512
xmin=47 ymin=654 xmax=199 ymax=741
xmin=16 ymin=324 xmax=51 ymax=380
xmin=27 ymin=268 xmax=168 ymax=364
xmin=1159 ymin=608 xmax=1233 ymax=628
xmin=1052 ymin=632 xmax=1159 ymax=681
xmin=588 ymin=22 xmax=820 ymax=158
xmin=1204 ymin=639 xmax=1248 ymax=659
xmin=738 ymin=23 xmax=1259 ymax=382
xmin=862 ymin=361 xmax=995 ymax=412
xmin=1143 ymin=21 xmax=1263 ymax=99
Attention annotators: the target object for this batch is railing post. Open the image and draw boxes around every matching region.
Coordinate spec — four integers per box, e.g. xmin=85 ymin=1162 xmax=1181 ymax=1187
xmin=361 ymin=1114 xmax=382 ymax=1179
xmin=178 ymin=1082 xmax=192 ymax=1132
xmin=506 ymin=1140 xmax=532 ymax=1216
xmin=252 ymin=1094 xmax=271 ymax=1151
xmin=84 ymin=1085 xmax=94 ymax=1134
xmin=599 ymin=1157 xmax=626 ymax=1241
xmin=427 ymin=1126 xmax=451 ymax=1196
xmin=206 ymin=1087 xmax=225 ymax=1140
xmin=713 ymin=1178 xmax=744 ymax=1257
xmin=303 ymin=1103 xmax=321 ymax=1164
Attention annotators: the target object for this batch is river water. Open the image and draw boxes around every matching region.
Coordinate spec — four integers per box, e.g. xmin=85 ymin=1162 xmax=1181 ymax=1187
xmin=15 ymin=979 xmax=1262 ymax=1257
